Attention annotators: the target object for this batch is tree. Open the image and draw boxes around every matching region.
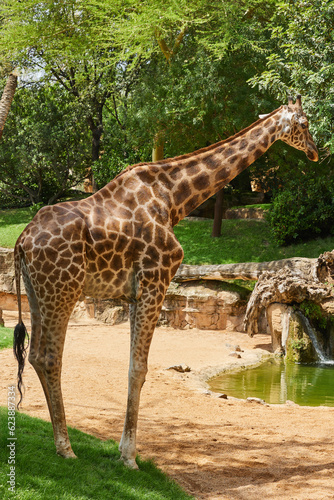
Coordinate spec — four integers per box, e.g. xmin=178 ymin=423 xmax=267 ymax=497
xmin=92 ymin=0 xmax=277 ymax=157
xmin=247 ymin=0 xmax=334 ymax=243
xmin=0 ymin=0 xmax=130 ymax=190
xmin=249 ymin=0 xmax=334 ymax=155
xmin=0 ymin=84 xmax=91 ymax=206
xmin=0 ymin=70 xmax=18 ymax=140
xmin=0 ymin=0 xmax=280 ymax=206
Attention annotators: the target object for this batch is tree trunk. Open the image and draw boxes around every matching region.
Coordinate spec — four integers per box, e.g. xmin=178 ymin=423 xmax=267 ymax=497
xmin=152 ymin=131 xmax=164 ymax=162
xmin=243 ymin=270 xmax=332 ymax=337
xmin=173 ymin=257 xmax=319 ymax=283
xmin=211 ymin=189 xmax=224 ymax=237
xmin=85 ymin=116 xmax=103 ymax=192
xmin=0 ymin=71 xmax=18 ymax=140
xmin=243 ymin=250 xmax=334 ymax=337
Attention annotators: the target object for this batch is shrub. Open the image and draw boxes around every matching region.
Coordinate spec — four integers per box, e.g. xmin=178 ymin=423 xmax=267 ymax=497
xmin=267 ymin=176 xmax=334 ymax=245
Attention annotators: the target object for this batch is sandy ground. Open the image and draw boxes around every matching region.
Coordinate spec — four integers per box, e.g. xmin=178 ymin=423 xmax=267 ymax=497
xmin=1 ymin=310 xmax=334 ymax=500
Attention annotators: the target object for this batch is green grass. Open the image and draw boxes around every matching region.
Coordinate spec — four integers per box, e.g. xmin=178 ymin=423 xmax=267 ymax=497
xmin=0 ymin=407 xmax=193 ymax=500
xmin=0 ymin=327 xmax=13 ymax=349
xmin=230 ymin=203 xmax=271 ymax=210
xmin=0 ymin=208 xmax=34 ymax=248
xmin=174 ymin=218 xmax=334 ymax=265
xmin=1 ymin=207 xmax=334 ymax=264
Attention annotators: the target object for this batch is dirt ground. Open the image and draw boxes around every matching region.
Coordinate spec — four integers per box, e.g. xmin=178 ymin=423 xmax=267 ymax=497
xmin=1 ymin=310 xmax=334 ymax=500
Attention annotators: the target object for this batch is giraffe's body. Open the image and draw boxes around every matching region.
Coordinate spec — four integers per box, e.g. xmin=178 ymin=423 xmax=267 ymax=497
xmin=14 ymin=97 xmax=318 ymax=467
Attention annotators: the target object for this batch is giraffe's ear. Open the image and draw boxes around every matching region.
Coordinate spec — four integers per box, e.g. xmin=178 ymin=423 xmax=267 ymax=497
xmin=259 ymin=113 xmax=269 ymax=119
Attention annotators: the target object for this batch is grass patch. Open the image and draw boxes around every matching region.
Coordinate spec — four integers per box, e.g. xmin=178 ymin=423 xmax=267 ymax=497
xmin=0 ymin=407 xmax=193 ymax=500
xmin=0 ymin=208 xmax=34 ymax=248
xmin=223 ymin=280 xmax=257 ymax=298
xmin=174 ymin=218 xmax=334 ymax=265
xmin=230 ymin=203 xmax=271 ymax=210
xmin=0 ymin=326 xmax=13 ymax=350
xmin=1 ymin=207 xmax=334 ymax=265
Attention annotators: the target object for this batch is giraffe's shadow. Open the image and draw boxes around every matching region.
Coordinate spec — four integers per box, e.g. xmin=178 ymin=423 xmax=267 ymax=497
xmin=0 ymin=407 xmax=192 ymax=499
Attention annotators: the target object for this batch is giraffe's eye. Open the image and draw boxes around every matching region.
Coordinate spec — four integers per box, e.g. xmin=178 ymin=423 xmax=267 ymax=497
xmin=301 ymin=123 xmax=307 ymax=129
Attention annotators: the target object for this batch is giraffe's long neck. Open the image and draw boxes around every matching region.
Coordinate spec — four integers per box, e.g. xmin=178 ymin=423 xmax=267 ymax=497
xmin=97 ymin=106 xmax=285 ymax=228
xmin=161 ymin=106 xmax=284 ymax=225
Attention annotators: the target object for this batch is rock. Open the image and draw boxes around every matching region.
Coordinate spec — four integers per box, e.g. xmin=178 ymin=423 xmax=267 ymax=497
xmin=286 ymin=400 xmax=298 ymax=406
xmin=244 ymin=269 xmax=332 ymax=337
xmin=225 ymin=206 xmax=266 ymax=220
xmin=228 ymin=352 xmax=242 ymax=358
xmin=167 ymin=364 xmax=191 ymax=373
xmin=267 ymin=303 xmax=293 ymax=353
xmin=247 ymin=397 xmax=266 ymax=405
xmin=218 ymin=394 xmax=228 ymax=399
xmin=285 ymin=311 xmax=319 ymax=363
xmin=159 ymin=280 xmax=246 ymax=331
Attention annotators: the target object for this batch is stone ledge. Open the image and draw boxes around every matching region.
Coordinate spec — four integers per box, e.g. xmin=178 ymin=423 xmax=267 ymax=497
xmin=225 ymin=207 xmax=267 ymax=220
xmin=0 ymin=248 xmax=247 ymax=331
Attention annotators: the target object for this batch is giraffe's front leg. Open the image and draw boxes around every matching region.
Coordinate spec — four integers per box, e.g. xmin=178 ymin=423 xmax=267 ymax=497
xmin=119 ymin=290 xmax=165 ymax=469
xmin=119 ymin=359 xmax=146 ymax=469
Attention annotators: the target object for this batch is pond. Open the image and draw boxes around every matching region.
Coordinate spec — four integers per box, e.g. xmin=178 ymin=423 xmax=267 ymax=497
xmin=209 ymin=358 xmax=334 ymax=406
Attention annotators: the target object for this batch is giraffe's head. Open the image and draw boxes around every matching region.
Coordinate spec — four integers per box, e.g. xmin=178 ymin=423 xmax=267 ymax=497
xmin=279 ymin=95 xmax=318 ymax=161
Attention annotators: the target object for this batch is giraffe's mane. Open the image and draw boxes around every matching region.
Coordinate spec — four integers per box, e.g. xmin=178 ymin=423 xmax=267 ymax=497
xmin=111 ymin=105 xmax=282 ymax=183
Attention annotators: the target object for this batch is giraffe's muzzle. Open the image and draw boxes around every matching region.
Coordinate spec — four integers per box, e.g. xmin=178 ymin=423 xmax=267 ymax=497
xmin=306 ymin=143 xmax=319 ymax=162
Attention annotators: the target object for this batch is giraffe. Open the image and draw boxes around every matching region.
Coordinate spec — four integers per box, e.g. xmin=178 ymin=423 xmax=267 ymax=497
xmin=13 ymin=95 xmax=318 ymax=468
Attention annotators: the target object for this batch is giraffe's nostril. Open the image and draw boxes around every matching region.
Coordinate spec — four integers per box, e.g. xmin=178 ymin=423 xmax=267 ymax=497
xmin=307 ymin=149 xmax=318 ymax=162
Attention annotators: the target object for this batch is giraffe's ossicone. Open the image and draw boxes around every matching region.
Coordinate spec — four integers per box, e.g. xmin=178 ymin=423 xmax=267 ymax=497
xmin=13 ymin=96 xmax=318 ymax=467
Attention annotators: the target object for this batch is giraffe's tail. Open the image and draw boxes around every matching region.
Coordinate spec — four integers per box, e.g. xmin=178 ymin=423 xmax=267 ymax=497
xmin=13 ymin=244 xmax=29 ymax=409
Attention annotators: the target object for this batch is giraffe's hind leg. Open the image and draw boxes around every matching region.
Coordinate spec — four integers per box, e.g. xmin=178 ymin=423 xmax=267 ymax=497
xmin=37 ymin=306 xmax=77 ymax=458
xmin=21 ymin=264 xmax=54 ymax=422
xmin=24 ymin=269 xmax=79 ymax=458
xmin=25 ymin=293 xmax=76 ymax=457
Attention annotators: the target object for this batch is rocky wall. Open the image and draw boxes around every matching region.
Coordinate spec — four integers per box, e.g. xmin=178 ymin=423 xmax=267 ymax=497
xmin=0 ymin=248 xmax=248 ymax=331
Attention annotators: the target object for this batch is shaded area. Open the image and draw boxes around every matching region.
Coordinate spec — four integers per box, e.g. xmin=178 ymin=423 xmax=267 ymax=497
xmin=0 ymin=408 xmax=193 ymax=500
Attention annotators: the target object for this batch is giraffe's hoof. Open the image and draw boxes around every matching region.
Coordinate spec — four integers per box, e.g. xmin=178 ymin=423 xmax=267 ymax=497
xmin=120 ymin=456 xmax=139 ymax=470
xmin=57 ymin=448 xmax=77 ymax=459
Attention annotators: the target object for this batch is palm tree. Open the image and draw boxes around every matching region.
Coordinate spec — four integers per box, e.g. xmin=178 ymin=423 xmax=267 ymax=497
xmin=0 ymin=70 xmax=18 ymax=140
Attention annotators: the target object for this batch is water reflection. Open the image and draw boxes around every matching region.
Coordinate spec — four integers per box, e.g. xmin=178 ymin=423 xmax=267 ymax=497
xmin=209 ymin=359 xmax=334 ymax=406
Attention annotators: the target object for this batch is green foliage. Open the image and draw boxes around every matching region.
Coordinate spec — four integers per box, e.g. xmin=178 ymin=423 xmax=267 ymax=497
xmin=298 ymin=301 xmax=333 ymax=332
xmin=267 ymin=175 xmax=334 ymax=245
xmin=92 ymin=134 xmax=149 ymax=189
xmin=249 ymin=0 xmax=334 ymax=155
xmin=0 ymin=327 xmax=13 ymax=350
xmin=0 ymin=0 xmax=281 ymax=197
xmin=288 ymin=337 xmax=308 ymax=353
xmin=0 ymin=408 xmax=193 ymax=500
xmin=91 ymin=0 xmax=276 ymax=63
xmin=219 ymin=281 xmax=255 ymax=301
xmin=125 ymin=45 xmax=269 ymax=159
xmin=0 ymin=84 xmax=91 ymax=206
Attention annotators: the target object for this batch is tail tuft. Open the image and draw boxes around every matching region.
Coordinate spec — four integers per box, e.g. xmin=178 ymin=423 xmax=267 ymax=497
xmin=13 ymin=322 xmax=29 ymax=409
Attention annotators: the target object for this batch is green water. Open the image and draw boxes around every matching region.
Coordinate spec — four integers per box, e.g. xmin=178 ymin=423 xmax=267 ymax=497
xmin=209 ymin=358 xmax=334 ymax=406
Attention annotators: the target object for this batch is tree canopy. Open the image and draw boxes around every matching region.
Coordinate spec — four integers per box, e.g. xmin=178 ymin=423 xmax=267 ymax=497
xmin=0 ymin=0 xmax=333 ymax=225
xmin=249 ymin=0 xmax=334 ymax=154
